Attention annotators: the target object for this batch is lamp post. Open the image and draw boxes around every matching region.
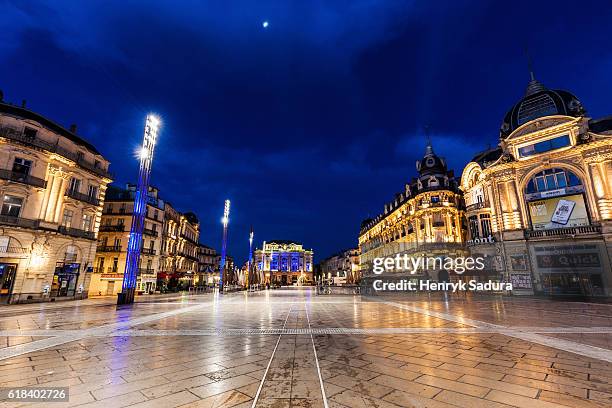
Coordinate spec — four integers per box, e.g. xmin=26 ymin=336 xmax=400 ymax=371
xmin=219 ymin=199 xmax=230 ymax=292
xmin=247 ymin=226 xmax=254 ymax=288
xmin=118 ymin=114 xmax=160 ymax=305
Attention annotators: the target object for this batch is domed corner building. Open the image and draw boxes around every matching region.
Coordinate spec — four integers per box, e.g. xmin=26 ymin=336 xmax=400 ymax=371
xmin=358 ymin=140 xmax=467 ymax=290
xmin=460 ymin=75 xmax=612 ymax=297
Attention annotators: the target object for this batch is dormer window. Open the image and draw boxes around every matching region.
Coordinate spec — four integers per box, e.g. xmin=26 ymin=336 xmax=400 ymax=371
xmin=518 ymin=134 xmax=570 ymax=158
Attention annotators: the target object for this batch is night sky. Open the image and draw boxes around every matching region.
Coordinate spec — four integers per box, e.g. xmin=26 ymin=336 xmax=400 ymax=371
xmin=1 ymin=1 xmax=611 ymax=264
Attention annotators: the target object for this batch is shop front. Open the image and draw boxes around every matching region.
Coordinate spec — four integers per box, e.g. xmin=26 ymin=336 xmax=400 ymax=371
xmin=0 ymin=263 xmax=17 ymax=303
xmin=51 ymin=262 xmax=81 ymax=297
xmin=530 ymin=243 xmax=609 ymax=297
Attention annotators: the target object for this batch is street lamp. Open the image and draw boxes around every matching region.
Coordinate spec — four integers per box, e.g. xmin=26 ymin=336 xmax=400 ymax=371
xmin=118 ymin=114 xmax=160 ymax=305
xmin=247 ymin=226 xmax=254 ymax=288
xmin=219 ymin=199 xmax=230 ymax=292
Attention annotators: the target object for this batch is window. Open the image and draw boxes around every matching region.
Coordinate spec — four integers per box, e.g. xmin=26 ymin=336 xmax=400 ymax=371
xmin=62 ymin=209 xmax=73 ymax=227
xmin=518 ymin=135 xmax=570 ymax=157
xmin=112 ymin=257 xmax=119 ymax=272
xmin=76 ymin=151 xmax=84 ymax=162
xmin=114 ymin=238 xmax=121 ymax=248
xmin=480 ymin=214 xmax=492 ymax=237
xmin=82 ymin=214 xmax=93 ymax=231
xmin=468 ymin=215 xmax=480 ymax=239
xmin=431 ymin=196 xmax=440 ymax=203
xmin=12 ymin=158 xmax=32 ymax=175
xmin=23 ymin=127 xmax=37 ymax=140
xmin=65 ymin=245 xmax=78 ymax=262
xmin=1 ymin=195 xmax=23 ymax=217
xmin=526 ymin=169 xmax=582 ymax=194
xmin=87 ymin=185 xmax=98 ymax=199
xmin=69 ymin=178 xmax=81 ymax=193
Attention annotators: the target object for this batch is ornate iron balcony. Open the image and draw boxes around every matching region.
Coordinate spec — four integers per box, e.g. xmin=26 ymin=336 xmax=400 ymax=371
xmin=66 ymin=188 xmax=100 ymax=206
xmin=0 ymin=169 xmax=47 ymax=188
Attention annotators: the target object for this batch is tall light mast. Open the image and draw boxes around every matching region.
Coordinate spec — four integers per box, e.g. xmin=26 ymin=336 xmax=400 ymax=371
xmin=247 ymin=226 xmax=254 ymax=288
xmin=219 ymin=199 xmax=230 ymax=292
xmin=118 ymin=114 xmax=160 ymax=305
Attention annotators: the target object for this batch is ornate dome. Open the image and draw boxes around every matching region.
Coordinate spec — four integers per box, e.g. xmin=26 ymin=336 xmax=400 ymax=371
xmin=416 ymin=141 xmax=447 ymax=177
xmin=499 ymin=76 xmax=586 ymax=138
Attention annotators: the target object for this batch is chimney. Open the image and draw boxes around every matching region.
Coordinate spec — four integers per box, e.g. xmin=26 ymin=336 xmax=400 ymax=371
xmin=21 ymin=99 xmax=26 ymax=108
xmin=69 ymin=124 xmax=77 ymax=133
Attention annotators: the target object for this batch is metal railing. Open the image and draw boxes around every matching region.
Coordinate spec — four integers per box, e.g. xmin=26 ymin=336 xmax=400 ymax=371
xmin=143 ymin=228 xmax=159 ymax=237
xmin=466 ymin=201 xmax=489 ymax=212
xmin=0 ymin=169 xmax=46 ymax=188
xmin=525 ymin=224 xmax=602 ymax=239
xmin=99 ymin=224 xmax=125 ymax=232
xmin=0 ymin=214 xmax=40 ymax=229
xmin=138 ymin=268 xmax=155 ymax=275
xmin=0 ymin=126 xmax=112 ymax=179
xmin=0 ymin=245 xmax=29 ymax=254
xmin=97 ymin=245 xmax=122 ymax=252
xmin=65 ymin=189 xmax=100 ymax=206
xmin=142 ymin=248 xmax=156 ymax=255
xmin=58 ymin=225 xmax=95 ymax=240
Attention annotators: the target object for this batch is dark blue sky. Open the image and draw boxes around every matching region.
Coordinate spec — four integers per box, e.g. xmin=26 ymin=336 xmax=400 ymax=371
xmin=1 ymin=1 xmax=611 ymax=263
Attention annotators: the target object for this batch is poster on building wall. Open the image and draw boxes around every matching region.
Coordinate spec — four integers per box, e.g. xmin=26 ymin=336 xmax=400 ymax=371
xmin=510 ymin=273 xmax=532 ymax=289
xmin=528 ymin=194 xmax=589 ymax=230
xmin=510 ymin=254 xmax=528 ymax=271
xmin=533 ymin=244 xmax=603 ymax=273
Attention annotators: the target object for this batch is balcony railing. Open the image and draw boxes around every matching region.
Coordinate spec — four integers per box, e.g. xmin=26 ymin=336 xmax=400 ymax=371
xmin=0 ymin=126 xmax=112 ymax=179
xmin=0 ymin=169 xmax=47 ymax=188
xmin=99 ymin=224 xmax=125 ymax=232
xmin=138 ymin=268 xmax=155 ymax=275
xmin=143 ymin=228 xmax=159 ymax=237
xmin=97 ymin=245 xmax=122 ymax=252
xmin=142 ymin=248 xmax=156 ymax=255
xmin=525 ymin=224 xmax=602 ymax=239
xmin=0 ymin=246 xmax=29 ymax=254
xmin=0 ymin=215 xmax=40 ymax=229
xmin=65 ymin=189 xmax=100 ymax=206
xmin=58 ymin=225 xmax=95 ymax=240
xmin=466 ymin=201 xmax=489 ymax=212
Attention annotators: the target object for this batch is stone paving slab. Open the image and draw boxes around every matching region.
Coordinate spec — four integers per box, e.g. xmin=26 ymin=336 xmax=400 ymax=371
xmin=0 ymin=290 xmax=611 ymax=407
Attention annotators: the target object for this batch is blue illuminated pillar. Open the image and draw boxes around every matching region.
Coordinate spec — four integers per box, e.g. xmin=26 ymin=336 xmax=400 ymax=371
xmin=219 ymin=199 xmax=230 ymax=292
xmin=118 ymin=114 xmax=160 ymax=305
xmin=247 ymin=226 xmax=254 ymax=287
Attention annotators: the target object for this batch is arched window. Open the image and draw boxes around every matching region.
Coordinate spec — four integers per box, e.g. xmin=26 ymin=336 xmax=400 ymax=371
xmin=525 ymin=168 xmax=582 ymax=194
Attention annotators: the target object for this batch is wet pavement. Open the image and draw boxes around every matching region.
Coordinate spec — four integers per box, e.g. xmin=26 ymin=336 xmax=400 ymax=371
xmin=0 ymin=288 xmax=611 ymax=407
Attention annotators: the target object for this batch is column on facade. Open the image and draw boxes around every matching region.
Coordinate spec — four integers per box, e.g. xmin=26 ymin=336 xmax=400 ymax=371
xmin=590 ymin=160 xmax=612 ymax=220
xmin=40 ymin=165 xmax=68 ymax=223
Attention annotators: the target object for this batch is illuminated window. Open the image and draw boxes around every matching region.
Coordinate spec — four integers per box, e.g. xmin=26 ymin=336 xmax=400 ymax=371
xmin=480 ymin=214 xmax=492 ymax=237
xmin=62 ymin=209 xmax=73 ymax=227
xmin=1 ymin=195 xmax=23 ymax=217
xmin=518 ymin=135 xmax=570 ymax=157
xmin=69 ymin=177 xmax=81 ymax=193
xmin=12 ymin=158 xmax=32 ymax=175
xmin=526 ymin=168 xmax=581 ymax=193
xmin=82 ymin=214 xmax=92 ymax=231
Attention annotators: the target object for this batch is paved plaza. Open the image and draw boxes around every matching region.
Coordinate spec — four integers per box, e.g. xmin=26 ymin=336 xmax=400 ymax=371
xmin=0 ymin=289 xmax=611 ymax=407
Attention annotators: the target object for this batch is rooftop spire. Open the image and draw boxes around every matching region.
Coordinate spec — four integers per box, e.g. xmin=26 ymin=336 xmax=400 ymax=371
xmin=424 ymin=125 xmax=434 ymax=155
xmin=524 ymin=47 xmax=546 ymax=96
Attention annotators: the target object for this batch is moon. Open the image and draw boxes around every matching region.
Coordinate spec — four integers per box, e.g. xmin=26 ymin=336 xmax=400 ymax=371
xmin=262 ymin=21 xmax=269 ymax=28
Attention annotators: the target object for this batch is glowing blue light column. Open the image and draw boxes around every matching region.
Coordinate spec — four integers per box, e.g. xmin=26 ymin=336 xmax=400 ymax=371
xmin=219 ymin=199 xmax=230 ymax=292
xmin=247 ymin=226 xmax=254 ymax=288
xmin=118 ymin=114 xmax=160 ymax=305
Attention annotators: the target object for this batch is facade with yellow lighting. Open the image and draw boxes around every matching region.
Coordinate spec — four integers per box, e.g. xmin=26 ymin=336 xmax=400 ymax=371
xmin=0 ymin=99 xmax=111 ymax=303
xmin=254 ymin=240 xmax=314 ymax=285
xmin=358 ymin=141 xmax=466 ymax=283
xmin=319 ymin=248 xmax=360 ymax=284
xmin=460 ymin=76 xmax=612 ymax=296
xmin=89 ymin=184 xmax=164 ymax=296
xmin=158 ymin=206 xmax=200 ymax=290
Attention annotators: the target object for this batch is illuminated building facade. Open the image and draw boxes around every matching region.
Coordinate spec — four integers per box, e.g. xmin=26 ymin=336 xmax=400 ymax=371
xmin=0 ymin=98 xmax=111 ymax=303
xmin=197 ymin=244 xmax=218 ymax=285
xmin=158 ymin=206 xmax=200 ymax=290
xmin=89 ymin=184 xmax=164 ymax=296
xmin=461 ymin=75 xmax=612 ymax=296
xmin=319 ymin=248 xmax=360 ymax=284
xmin=358 ymin=141 xmax=466 ymax=283
xmin=254 ymin=240 xmax=314 ymax=285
